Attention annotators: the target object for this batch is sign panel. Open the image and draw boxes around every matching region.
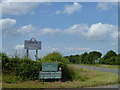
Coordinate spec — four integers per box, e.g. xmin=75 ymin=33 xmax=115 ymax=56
xmin=95 ymin=60 xmax=99 ymax=63
xmin=42 ymin=63 xmax=58 ymax=72
xmin=24 ymin=38 xmax=41 ymax=50
xmin=39 ymin=71 xmax=62 ymax=79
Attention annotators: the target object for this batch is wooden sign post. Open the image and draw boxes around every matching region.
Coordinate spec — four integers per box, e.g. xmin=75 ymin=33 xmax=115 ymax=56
xmin=36 ymin=49 xmax=38 ymax=61
xmin=24 ymin=38 xmax=41 ymax=61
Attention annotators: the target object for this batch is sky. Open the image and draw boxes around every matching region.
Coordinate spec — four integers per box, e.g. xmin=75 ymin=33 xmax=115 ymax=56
xmin=0 ymin=1 xmax=119 ymax=60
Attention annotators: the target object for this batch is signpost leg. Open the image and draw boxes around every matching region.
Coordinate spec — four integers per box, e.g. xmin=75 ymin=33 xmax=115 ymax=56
xmin=36 ymin=49 xmax=38 ymax=61
xmin=27 ymin=49 xmax=29 ymax=58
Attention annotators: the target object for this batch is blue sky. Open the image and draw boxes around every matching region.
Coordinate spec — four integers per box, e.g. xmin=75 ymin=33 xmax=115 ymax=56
xmin=1 ymin=1 xmax=118 ymax=60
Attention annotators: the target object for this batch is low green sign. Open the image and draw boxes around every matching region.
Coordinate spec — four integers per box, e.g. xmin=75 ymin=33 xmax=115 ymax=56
xmin=39 ymin=71 xmax=62 ymax=79
xmin=42 ymin=63 xmax=58 ymax=72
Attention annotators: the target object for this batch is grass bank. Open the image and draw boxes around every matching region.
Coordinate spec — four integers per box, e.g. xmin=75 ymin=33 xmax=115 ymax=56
xmin=70 ymin=64 xmax=120 ymax=69
xmin=3 ymin=66 xmax=118 ymax=88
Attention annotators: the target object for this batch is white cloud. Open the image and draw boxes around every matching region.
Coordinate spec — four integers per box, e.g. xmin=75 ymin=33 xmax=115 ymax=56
xmin=63 ymin=23 xmax=117 ymax=41
xmin=16 ymin=25 xmax=35 ymax=35
xmin=0 ymin=18 xmax=16 ymax=31
xmin=42 ymin=46 xmax=91 ymax=56
xmin=63 ymin=24 xmax=88 ymax=34
xmin=56 ymin=2 xmax=82 ymax=15
xmin=38 ymin=22 xmax=117 ymax=42
xmin=1 ymin=0 xmax=40 ymax=15
xmin=111 ymin=31 xmax=118 ymax=40
xmin=84 ymin=23 xmax=117 ymax=41
xmin=40 ymin=28 xmax=61 ymax=35
xmin=97 ymin=2 xmax=117 ymax=11
xmin=14 ymin=44 xmax=24 ymax=50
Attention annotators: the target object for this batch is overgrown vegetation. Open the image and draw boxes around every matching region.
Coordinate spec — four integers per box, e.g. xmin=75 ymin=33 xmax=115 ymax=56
xmin=2 ymin=52 xmax=74 ymax=83
xmin=1 ymin=50 xmax=119 ymax=88
xmin=65 ymin=50 xmax=120 ymax=65
xmin=3 ymin=66 xmax=118 ymax=88
xmin=2 ymin=52 xmax=42 ymax=82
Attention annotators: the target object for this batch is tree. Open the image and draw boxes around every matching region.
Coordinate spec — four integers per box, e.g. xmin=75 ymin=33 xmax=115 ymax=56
xmin=41 ymin=52 xmax=63 ymax=62
xmin=80 ymin=52 xmax=88 ymax=64
xmin=99 ymin=50 xmax=117 ymax=65
xmin=104 ymin=50 xmax=117 ymax=60
xmin=1 ymin=52 xmax=9 ymax=71
xmin=87 ymin=51 xmax=102 ymax=64
xmin=41 ymin=52 xmax=69 ymax=64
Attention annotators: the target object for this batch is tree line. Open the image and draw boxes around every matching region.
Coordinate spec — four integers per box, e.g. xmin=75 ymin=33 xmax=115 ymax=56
xmin=65 ymin=50 xmax=120 ymax=65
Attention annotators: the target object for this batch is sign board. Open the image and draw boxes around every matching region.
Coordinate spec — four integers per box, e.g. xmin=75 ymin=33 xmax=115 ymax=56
xmin=24 ymin=38 xmax=41 ymax=50
xmin=95 ymin=60 xmax=99 ymax=63
xmin=42 ymin=63 xmax=58 ymax=72
xmin=39 ymin=71 xmax=61 ymax=79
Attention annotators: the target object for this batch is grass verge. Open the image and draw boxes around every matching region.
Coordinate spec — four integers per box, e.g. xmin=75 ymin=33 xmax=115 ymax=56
xmin=2 ymin=66 xmax=118 ymax=88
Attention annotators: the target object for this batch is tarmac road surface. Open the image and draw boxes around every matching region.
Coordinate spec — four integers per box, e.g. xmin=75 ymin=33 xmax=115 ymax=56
xmin=70 ymin=65 xmax=119 ymax=74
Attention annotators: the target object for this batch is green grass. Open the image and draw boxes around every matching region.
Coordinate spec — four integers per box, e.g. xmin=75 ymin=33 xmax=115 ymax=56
xmin=2 ymin=66 xmax=118 ymax=88
xmin=70 ymin=64 xmax=120 ymax=69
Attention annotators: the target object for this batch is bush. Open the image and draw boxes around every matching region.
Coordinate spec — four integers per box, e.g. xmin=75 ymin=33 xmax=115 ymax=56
xmin=2 ymin=52 xmax=70 ymax=82
xmin=2 ymin=56 xmax=42 ymax=82
xmin=3 ymin=74 xmax=22 ymax=83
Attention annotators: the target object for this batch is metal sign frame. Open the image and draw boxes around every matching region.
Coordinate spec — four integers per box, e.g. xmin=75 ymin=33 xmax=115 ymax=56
xmin=24 ymin=38 xmax=41 ymax=50
xmin=24 ymin=38 xmax=41 ymax=60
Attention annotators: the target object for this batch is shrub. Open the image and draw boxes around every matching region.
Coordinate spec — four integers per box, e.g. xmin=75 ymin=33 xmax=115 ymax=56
xmin=64 ymin=66 xmax=88 ymax=81
xmin=3 ymin=74 xmax=22 ymax=83
xmin=2 ymin=56 xmax=42 ymax=82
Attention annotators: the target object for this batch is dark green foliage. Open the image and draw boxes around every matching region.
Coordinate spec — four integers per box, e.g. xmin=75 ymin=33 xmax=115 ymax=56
xmin=65 ymin=54 xmax=80 ymax=64
xmin=2 ymin=52 xmax=69 ymax=82
xmin=103 ymin=50 xmax=117 ymax=60
xmin=65 ymin=50 xmax=119 ymax=65
xmin=87 ymin=51 xmax=102 ymax=64
xmin=1 ymin=52 xmax=9 ymax=70
xmin=3 ymin=74 xmax=22 ymax=83
xmin=2 ymin=53 xmax=42 ymax=82
xmin=99 ymin=50 xmax=119 ymax=65
xmin=65 ymin=51 xmax=102 ymax=65
xmin=80 ymin=52 xmax=89 ymax=64
xmin=41 ymin=52 xmax=64 ymax=62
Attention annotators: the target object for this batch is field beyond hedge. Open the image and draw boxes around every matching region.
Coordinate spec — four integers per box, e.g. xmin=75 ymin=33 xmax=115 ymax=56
xmin=3 ymin=66 xmax=118 ymax=88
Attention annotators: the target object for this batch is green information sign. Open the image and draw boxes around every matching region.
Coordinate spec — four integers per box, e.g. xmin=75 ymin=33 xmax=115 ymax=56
xmin=39 ymin=63 xmax=62 ymax=80
xmin=39 ymin=71 xmax=62 ymax=79
xmin=42 ymin=63 xmax=58 ymax=72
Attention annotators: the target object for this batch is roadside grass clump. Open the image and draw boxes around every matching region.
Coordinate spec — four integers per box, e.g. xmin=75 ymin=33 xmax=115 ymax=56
xmin=2 ymin=74 xmax=22 ymax=83
xmin=66 ymin=66 xmax=89 ymax=81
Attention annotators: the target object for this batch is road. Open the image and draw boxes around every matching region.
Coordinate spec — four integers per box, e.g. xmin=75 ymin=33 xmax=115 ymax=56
xmin=95 ymin=84 xmax=119 ymax=88
xmin=70 ymin=64 xmax=119 ymax=88
xmin=70 ymin=65 xmax=119 ymax=74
